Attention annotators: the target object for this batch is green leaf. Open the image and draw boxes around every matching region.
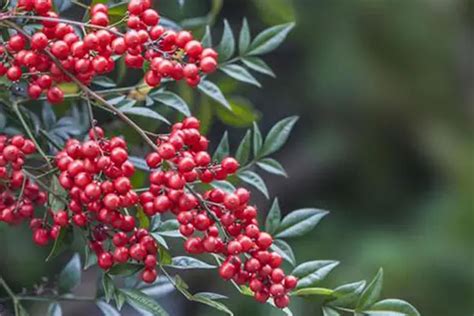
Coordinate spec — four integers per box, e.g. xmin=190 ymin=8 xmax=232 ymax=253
xmin=238 ymin=170 xmax=269 ymax=198
xmin=247 ymin=22 xmax=295 ymax=56
xmin=167 ymin=256 xmax=216 ymax=269
xmin=329 ymin=281 xmax=366 ymax=308
xmin=271 ymin=239 xmax=296 ymax=266
xmin=102 ymin=274 xmax=115 ymax=303
xmin=238 ymin=17 xmax=251 ymax=55
xmin=322 ymin=306 xmax=340 ymax=316
xmin=58 ymin=254 xmax=81 ymax=293
xmin=136 ymin=208 xmax=150 ymax=229
xmin=120 ymin=107 xmax=170 ymax=124
xmin=198 ymin=80 xmax=231 ymax=110
xmin=213 ymin=131 xmax=229 ymax=161
xmin=156 ymin=219 xmax=180 ymax=237
xmin=45 ymin=227 xmax=73 ymax=262
xmin=292 ymin=260 xmax=339 ymax=288
xmin=275 ymin=208 xmax=328 ymax=239
xmin=191 ymin=294 xmax=234 ymax=315
xmin=108 ymin=263 xmax=142 ymax=276
xmin=215 ymin=97 xmax=259 ymax=128
xmin=220 ymin=64 xmax=261 ymax=87
xmin=96 ymin=300 xmax=120 ymax=316
xmin=47 ymin=303 xmax=62 ymax=316
xmin=49 ymin=176 xmax=67 ymax=213
xmin=93 ymin=76 xmax=116 ymax=88
xmin=356 ymin=268 xmax=384 ymax=311
xmin=235 ymin=130 xmax=251 ymax=165
xmin=194 ymin=292 xmax=228 ymax=300
xmin=253 ymin=122 xmax=262 ymax=157
xmin=260 ymin=116 xmax=299 ymax=157
xmin=158 ymin=247 xmax=172 ymax=265
xmin=151 ymin=91 xmax=191 ymax=117
xmin=151 ymin=233 xmax=169 ymax=249
xmin=257 ymin=158 xmax=287 ymax=177
xmin=241 ymin=57 xmax=276 ymax=77
xmin=201 ymin=25 xmax=212 ymax=48
xmin=265 ymin=198 xmax=281 ymax=234
xmin=211 ymin=180 xmax=236 ymax=193
xmin=217 ymin=19 xmax=235 ymax=61
xmin=122 ymin=289 xmax=169 ymax=316
xmin=293 ymin=287 xmax=334 ymax=297
xmin=108 ymin=2 xmax=128 ymax=24
xmin=364 ymin=299 xmax=420 ymax=316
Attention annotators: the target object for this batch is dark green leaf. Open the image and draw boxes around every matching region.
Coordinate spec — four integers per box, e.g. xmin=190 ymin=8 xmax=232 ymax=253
xmin=47 ymin=303 xmax=62 ymax=316
xmin=108 ymin=263 xmax=142 ymax=276
xmin=257 ymin=158 xmax=287 ymax=177
xmin=58 ymin=254 xmax=81 ymax=293
xmin=292 ymin=260 xmax=339 ymax=288
xmin=96 ymin=300 xmax=120 ymax=316
xmin=156 ymin=219 xmax=181 ymax=238
xmin=120 ymin=107 xmax=170 ymax=124
xmin=102 ymin=274 xmax=115 ymax=303
xmin=356 ymin=268 xmax=384 ymax=311
xmin=235 ymin=130 xmax=251 ymax=165
xmin=271 ymin=239 xmax=296 ymax=266
xmin=241 ymin=57 xmax=276 ymax=77
xmin=42 ymin=103 xmax=56 ymax=130
xmin=194 ymin=292 xmax=228 ymax=300
xmin=275 ymin=208 xmax=328 ymax=239
xmin=151 ymin=91 xmax=191 ymax=117
xmin=108 ymin=2 xmax=128 ymax=24
xmin=45 ymin=227 xmax=73 ymax=262
xmin=364 ymin=299 xmax=420 ymax=316
xmin=213 ymin=131 xmax=229 ymax=161
xmin=239 ymin=17 xmax=251 ymax=55
xmin=167 ymin=256 xmax=216 ymax=269
xmin=247 ymin=22 xmax=295 ymax=56
xmin=114 ymin=290 xmax=126 ymax=311
xmin=201 ymin=25 xmax=212 ymax=48
xmin=49 ymin=176 xmax=67 ymax=213
xmin=198 ymin=80 xmax=231 ymax=110
xmin=220 ymin=64 xmax=261 ymax=87
xmin=217 ymin=19 xmax=235 ymax=61
xmin=122 ymin=289 xmax=169 ymax=316
xmin=265 ymin=198 xmax=281 ymax=234
xmin=191 ymin=294 xmax=233 ymax=315
xmin=329 ymin=281 xmax=366 ymax=308
xmin=253 ymin=122 xmax=262 ymax=157
xmin=237 ymin=170 xmax=269 ymax=198
xmin=93 ymin=76 xmax=116 ymax=88
xmin=260 ymin=116 xmax=298 ymax=157
xmin=322 ymin=306 xmax=340 ymax=316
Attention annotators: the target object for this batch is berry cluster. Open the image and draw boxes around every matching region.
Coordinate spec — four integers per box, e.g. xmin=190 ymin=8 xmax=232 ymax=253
xmin=0 ymin=0 xmax=218 ymax=104
xmin=53 ymin=127 xmax=160 ymax=282
xmin=0 ymin=135 xmax=47 ymax=226
xmin=138 ymin=117 xmax=297 ymax=308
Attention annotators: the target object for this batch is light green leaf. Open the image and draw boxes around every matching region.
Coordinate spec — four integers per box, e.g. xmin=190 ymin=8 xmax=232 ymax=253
xmin=213 ymin=131 xmax=229 ymax=161
xmin=247 ymin=22 xmax=295 ymax=56
xmin=293 ymin=287 xmax=334 ymax=297
xmin=292 ymin=260 xmax=339 ymax=288
xmin=93 ymin=76 xmax=116 ymax=88
xmin=260 ymin=116 xmax=298 ymax=157
xmin=364 ymin=299 xmax=420 ymax=316
xmin=167 ymin=256 xmax=216 ymax=270
xmin=265 ymin=198 xmax=281 ymax=234
xmin=156 ymin=219 xmax=180 ymax=237
xmin=211 ymin=180 xmax=236 ymax=193
xmin=122 ymin=289 xmax=169 ymax=316
xmin=275 ymin=208 xmax=329 ymax=239
xmin=215 ymin=97 xmax=259 ymax=128
xmin=252 ymin=122 xmax=263 ymax=157
xmin=257 ymin=158 xmax=287 ymax=177
xmin=322 ymin=306 xmax=341 ymax=316
xmin=47 ymin=303 xmax=62 ymax=316
xmin=151 ymin=91 xmax=191 ymax=117
xmin=241 ymin=57 xmax=275 ymax=77
xmin=220 ymin=64 xmax=261 ymax=87
xmin=102 ymin=274 xmax=115 ymax=303
xmin=58 ymin=254 xmax=81 ymax=293
xmin=271 ymin=239 xmax=296 ymax=266
xmin=356 ymin=268 xmax=384 ymax=311
xmin=108 ymin=263 xmax=142 ymax=276
xmin=238 ymin=170 xmax=269 ymax=198
xmin=217 ymin=19 xmax=235 ymax=61
xmin=201 ymin=25 xmax=212 ymax=48
xmin=235 ymin=130 xmax=251 ymax=165
xmin=329 ymin=281 xmax=366 ymax=308
xmin=137 ymin=208 xmax=150 ymax=229
xmin=198 ymin=80 xmax=231 ymax=110
xmin=239 ymin=17 xmax=251 ymax=55
xmin=120 ymin=107 xmax=170 ymax=124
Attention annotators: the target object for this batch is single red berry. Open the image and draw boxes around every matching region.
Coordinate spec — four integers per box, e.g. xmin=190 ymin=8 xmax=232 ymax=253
xmin=98 ymin=252 xmax=114 ymax=270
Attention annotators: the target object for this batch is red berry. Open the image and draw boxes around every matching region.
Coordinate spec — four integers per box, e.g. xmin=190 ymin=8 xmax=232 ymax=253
xmin=47 ymin=87 xmax=64 ymax=104
xmin=98 ymin=252 xmax=114 ymax=270
xmin=141 ymin=268 xmax=157 ymax=283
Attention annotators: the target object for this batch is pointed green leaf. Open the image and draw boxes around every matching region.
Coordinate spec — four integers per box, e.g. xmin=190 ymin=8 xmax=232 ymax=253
xmin=217 ymin=19 xmax=235 ymax=61
xmin=201 ymin=25 xmax=212 ymax=48
xmin=151 ymin=91 xmax=191 ymax=117
xmin=213 ymin=131 xmax=229 ymax=161
xmin=96 ymin=300 xmax=120 ymax=316
xmin=322 ymin=306 xmax=340 ymax=316
xmin=198 ymin=80 xmax=231 ymax=110
xmin=238 ymin=170 xmax=269 ymax=198
xmin=257 ymin=158 xmax=287 ymax=177
xmin=356 ymin=268 xmax=384 ymax=311
xmin=108 ymin=263 xmax=142 ymax=276
xmin=293 ymin=287 xmax=334 ymax=297
xmin=211 ymin=180 xmax=236 ymax=193
xmin=49 ymin=176 xmax=67 ymax=213
xmin=102 ymin=274 xmax=115 ymax=303
xmin=120 ymin=107 xmax=170 ymax=124
xmin=271 ymin=239 xmax=296 ymax=266
xmin=329 ymin=281 xmax=366 ymax=308
xmin=364 ymin=299 xmax=420 ymax=316
xmin=220 ymin=64 xmax=261 ymax=87
xmin=265 ymin=198 xmax=281 ymax=234
xmin=292 ymin=260 xmax=339 ymax=288
xmin=239 ymin=17 xmax=251 ymax=55
xmin=247 ymin=23 xmax=295 ymax=56
xmin=241 ymin=56 xmax=276 ymax=77
xmin=235 ymin=130 xmax=251 ymax=165
xmin=93 ymin=76 xmax=116 ymax=88
xmin=275 ymin=208 xmax=329 ymax=239
xmin=122 ymin=289 xmax=169 ymax=316
xmin=58 ymin=254 xmax=81 ymax=293
xmin=167 ymin=256 xmax=216 ymax=270
xmin=260 ymin=116 xmax=298 ymax=157
xmin=252 ymin=122 xmax=263 ymax=157
xmin=47 ymin=303 xmax=62 ymax=316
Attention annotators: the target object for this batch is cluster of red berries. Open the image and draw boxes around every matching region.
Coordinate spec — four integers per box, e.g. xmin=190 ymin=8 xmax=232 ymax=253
xmin=52 ymin=127 xmax=160 ymax=282
xmin=0 ymin=135 xmax=47 ymax=225
xmin=137 ymin=117 xmax=297 ymax=308
xmin=0 ymin=0 xmax=218 ymax=104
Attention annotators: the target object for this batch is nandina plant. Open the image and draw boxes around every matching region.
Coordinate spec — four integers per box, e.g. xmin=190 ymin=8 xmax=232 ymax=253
xmin=0 ymin=0 xmax=420 ymax=315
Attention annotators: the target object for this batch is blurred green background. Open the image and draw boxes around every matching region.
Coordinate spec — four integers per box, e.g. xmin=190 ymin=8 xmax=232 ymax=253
xmin=1 ymin=0 xmax=473 ymax=315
